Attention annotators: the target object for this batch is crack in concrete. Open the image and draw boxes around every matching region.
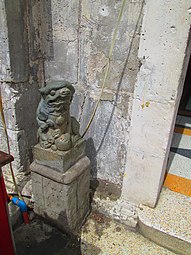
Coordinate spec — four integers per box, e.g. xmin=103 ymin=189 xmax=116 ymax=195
xmin=78 ymin=93 xmax=86 ymax=123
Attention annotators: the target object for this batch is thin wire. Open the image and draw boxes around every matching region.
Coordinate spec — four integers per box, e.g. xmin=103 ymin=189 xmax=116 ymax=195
xmin=81 ymin=0 xmax=127 ymax=138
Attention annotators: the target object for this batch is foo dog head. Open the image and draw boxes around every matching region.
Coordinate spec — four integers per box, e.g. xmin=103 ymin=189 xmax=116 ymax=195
xmin=37 ymin=81 xmax=81 ymax=151
xmin=39 ymin=81 xmax=75 ymax=112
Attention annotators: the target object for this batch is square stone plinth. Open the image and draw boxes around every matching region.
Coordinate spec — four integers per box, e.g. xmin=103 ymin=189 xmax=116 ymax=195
xmin=33 ymin=139 xmax=86 ymax=172
xmin=31 ymin=156 xmax=90 ymax=234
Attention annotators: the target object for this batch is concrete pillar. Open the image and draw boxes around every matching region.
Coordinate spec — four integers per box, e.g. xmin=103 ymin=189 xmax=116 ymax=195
xmin=122 ymin=0 xmax=191 ymax=207
xmin=31 ymin=143 xmax=90 ymax=234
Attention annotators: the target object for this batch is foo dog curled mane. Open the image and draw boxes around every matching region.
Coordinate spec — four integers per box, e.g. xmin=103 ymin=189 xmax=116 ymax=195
xmin=37 ymin=81 xmax=82 ymax=151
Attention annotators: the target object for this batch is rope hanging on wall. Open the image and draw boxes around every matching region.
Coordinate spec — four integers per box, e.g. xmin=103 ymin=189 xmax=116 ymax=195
xmin=81 ymin=0 xmax=127 ymax=137
xmin=0 ymin=91 xmax=23 ymax=200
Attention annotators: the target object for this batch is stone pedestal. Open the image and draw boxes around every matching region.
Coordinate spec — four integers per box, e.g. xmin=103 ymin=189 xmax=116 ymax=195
xmin=30 ymin=143 xmax=90 ymax=234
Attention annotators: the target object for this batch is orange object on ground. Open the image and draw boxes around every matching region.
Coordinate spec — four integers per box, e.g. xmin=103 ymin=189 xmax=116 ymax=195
xmin=164 ymin=173 xmax=191 ymax=197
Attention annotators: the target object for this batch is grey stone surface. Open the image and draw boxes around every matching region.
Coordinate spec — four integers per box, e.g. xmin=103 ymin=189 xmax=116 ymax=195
xmin=0 ymin=0 xmax=144 ymax=191
xmin=0 ymin=0 xmax=42 ymax=187
xmin=31 ymin=156 xmax=90 ymax=184
xmin=33 ymin=140 xmax=86 ymax=173
xmin=43 ymin=0 xmax=144 ymax=186
xmin=44 ymin=0 xmax=80 ymax=83
xmin=31 ymin=156 xmax=90 ymax=233
xmin=79 ymin=0 xmax=143 ymax=92
xmin=92 ymin=194 xmax=138 ymax=228
xmin=4 ymin=0 xmax=29 ymax=82
xmin=77 ymin=93 xmax=132 ymax=185
xmin=0 ymin=82 xmax=40 ymax=174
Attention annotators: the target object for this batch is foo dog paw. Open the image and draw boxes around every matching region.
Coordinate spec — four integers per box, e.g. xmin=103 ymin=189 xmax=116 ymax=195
xmin=52 ymin=129 xmax=62 ymax=139
xmin=51 ymin=144 xmax=57 ymax=151
xmin=55 ymin=133 xmax=72 ymax=151
xmin=40 ymin=140 xmax=52 ymax=149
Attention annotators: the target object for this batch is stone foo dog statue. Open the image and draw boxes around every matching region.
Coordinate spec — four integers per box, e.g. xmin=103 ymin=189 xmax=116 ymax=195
xmin=37 ymin=81 xmax=82 ymax=151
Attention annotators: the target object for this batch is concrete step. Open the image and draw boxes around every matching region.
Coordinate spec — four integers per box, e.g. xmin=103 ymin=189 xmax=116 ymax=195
xmin=138 ymin=188 xmax=191 ymax=255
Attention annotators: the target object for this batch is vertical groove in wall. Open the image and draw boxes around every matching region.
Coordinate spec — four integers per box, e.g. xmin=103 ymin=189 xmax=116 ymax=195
xmin=4 ymin=0 xmax=29 ymax=82
xmin=25 ymin=0 xmax=30 ymax=82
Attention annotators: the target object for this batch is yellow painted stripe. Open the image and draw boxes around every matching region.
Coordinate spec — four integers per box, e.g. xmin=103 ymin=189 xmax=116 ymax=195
xmin=174 ymin=127 xmax=191 ymax=136
xmin=164 ymin=173 xmax=191 ymax=197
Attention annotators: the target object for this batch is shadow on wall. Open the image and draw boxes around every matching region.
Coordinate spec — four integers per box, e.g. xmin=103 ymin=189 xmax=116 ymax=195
xmin=15 ymin=84 xmax=40 ymax=165
xmin=28 ymin=0 xmax=54 ymax=61
xmin=85 ymin=138 xmax=99 ymax=202
xmin=96 ymin=1 xmax=144 ymax=154
xmin=8 ymin=0 xmax=55 ymax=168
xmin=85 ymin=1 xmax=145 ymax=199
xmin=40 ymin=0 xmax=54 ymax=61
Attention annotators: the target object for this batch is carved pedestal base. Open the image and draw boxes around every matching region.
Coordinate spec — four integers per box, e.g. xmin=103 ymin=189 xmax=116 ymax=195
xmin=33 ymin=140 xmax=86 ymax=172
xmin=30 ymin=152 xmax=90 ymax=234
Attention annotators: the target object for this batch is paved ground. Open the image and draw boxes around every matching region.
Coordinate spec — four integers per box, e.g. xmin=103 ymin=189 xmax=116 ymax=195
xmin=80 ymin=212 xmax=175 ymax=255
xmin=13 ymin=212 xmax=175 ymax=255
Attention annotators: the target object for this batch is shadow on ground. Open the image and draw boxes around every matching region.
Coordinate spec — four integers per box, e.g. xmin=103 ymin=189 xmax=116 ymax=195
xmin=14 ymin=217 xmax=100 ymax=255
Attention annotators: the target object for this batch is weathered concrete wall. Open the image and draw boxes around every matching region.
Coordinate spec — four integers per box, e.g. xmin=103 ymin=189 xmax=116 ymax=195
xmin=1 ymin=0 xmax=190 ymax=223
xmin=0 ymin=0 xmax=42 ymax=190
xmin=122 ymin=0 xmax=191 ymax=207
xmin=44 ymin=0 xmax=144 ymax=188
